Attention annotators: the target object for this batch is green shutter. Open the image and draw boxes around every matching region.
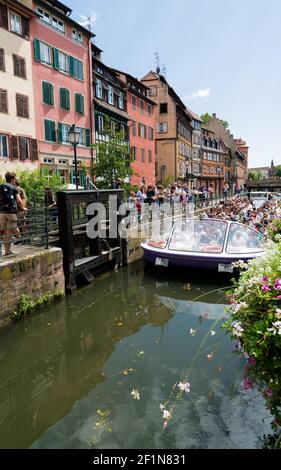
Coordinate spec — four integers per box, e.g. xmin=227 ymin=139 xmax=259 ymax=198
xmin=69 ymin=56 xmax=74 ymax=77
xmin=65 ymin=89 xmax=70 ymax=110
xmin=44 ymin=120 xmax=55 ymax=142
xmin=85 ymin=129 xmax=91 ymax=147
xmin=60 ymin=88 xmax=70 ymax=110
xmin=50 ymin=83 xmax=54 ymax=105
xmin=53 ymin=48 xmax=59 ymax=70
xmin=75 ymin=94 xmax=84 ymax=114
xmin=42 ymin=82 xmax=54 ymax=105
xmin=58 ymin=122 xmax=62 ymax=143
xmin=78 ymin=60 xmax=83 ymax=80
xmin=34 ymin=38 xmax=41 ymax=62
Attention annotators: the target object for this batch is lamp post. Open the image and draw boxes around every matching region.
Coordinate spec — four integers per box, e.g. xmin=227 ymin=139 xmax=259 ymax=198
xmin=69 ymin=124 xmax=80 ymax=189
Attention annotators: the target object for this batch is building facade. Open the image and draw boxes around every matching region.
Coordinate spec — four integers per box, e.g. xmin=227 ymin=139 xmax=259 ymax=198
xmin=92 ymin=45 xmax=129 ymax=149
xmin=200 ymin=127 xmax=225 ymax=193
xmin=205 ymin=113 xmax=248 ymax=188
xmin=0 ymin=0 xmax=39 ymax=177
xmin=27 ymin=0 xmax=93 ymax=186
xmin=113 ymin=70 xmax=156 ymax=187
xmin=141 ymin=71 xmax=193 ymax=186
xmin=186 ymin=107 xmax=202 ymax=188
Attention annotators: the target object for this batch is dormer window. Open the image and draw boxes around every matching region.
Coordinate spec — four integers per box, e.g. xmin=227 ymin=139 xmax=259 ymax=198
xmin=72 ymin=29 xmax=83 ymax=43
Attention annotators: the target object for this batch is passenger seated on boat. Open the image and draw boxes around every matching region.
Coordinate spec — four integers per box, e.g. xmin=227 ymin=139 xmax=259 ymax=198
xmin=228 ymin=231 xmax=247 ymax=249
xmin=199 ymin=230 xmax=209 ymax=245
xmin=247 ymin=232 xmax=260 ymax=248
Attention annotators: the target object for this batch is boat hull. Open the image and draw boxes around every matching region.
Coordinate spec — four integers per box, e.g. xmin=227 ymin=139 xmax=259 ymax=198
xmin=142 ymin=246 xmax=258 ymax=270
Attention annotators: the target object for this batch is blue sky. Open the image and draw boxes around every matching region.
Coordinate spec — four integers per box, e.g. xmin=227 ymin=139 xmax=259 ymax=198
xmin=67 ymin=0 xmax=281 ymax=167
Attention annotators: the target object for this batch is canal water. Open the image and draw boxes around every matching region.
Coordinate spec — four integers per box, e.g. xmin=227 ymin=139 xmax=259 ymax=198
xmin=0 ymin=261 xmax=271 ymax=449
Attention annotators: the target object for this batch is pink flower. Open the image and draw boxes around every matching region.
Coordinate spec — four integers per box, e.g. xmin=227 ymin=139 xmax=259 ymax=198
xmin=265 ymin=388 xmax=273 ymax=397
xmin=276 ymin=296 xmax=281 ymax=300
xmin=247 ymin=357 xmax=256 ymax=367
xmin=261 ymin=284 xmax=270 ymax=291
xmin=243 ymin=377 xmax=253 ymax=390
xmin=178 ymin=381 xmax=191 ymax=393
xmin=163 ymin=420 xmax=168 ymax=429
xmin=262 ymin=276 xmax=269 ymax=282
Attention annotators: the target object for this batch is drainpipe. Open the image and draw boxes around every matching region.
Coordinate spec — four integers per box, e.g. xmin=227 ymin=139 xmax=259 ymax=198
xmin=88 ymin=38 xmax=95 ymax=183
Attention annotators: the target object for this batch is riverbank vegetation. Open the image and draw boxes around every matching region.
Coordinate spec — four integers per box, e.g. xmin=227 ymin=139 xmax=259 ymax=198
xmin=12 ymin=289 xmax=64 ymax=321
xmin=223 ymin=239 xmax=281 ymax=448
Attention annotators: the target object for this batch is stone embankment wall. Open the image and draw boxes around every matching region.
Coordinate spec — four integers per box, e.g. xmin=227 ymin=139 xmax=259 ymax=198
xmin=0 ymin=247 xmax=64 ymax=327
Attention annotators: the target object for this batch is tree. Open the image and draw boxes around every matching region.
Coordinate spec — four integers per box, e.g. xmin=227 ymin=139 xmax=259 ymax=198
xmin=92 ymin=129 xmax=134 ymax=189
xmin=200 ymin=113 xmax=212 ymax=126
xmin=16 ymin=168 xmax=65 ymax=205
xmin=248 ymin=171 xmax=262 ymax=181
xmin=274 ymin=165 xmax=281 ymax=177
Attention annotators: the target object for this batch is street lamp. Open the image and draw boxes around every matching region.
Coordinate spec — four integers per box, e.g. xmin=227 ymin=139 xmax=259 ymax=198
xmin=69 ymin=124 xmax=80 ymax=189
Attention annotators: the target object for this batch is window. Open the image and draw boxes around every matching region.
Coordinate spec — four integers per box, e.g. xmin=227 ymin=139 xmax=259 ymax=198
xmin=34 ymin=40 xmax=52 ymax=66
xmin=157 ymin=122 xmax=168 ymax=133
xmin=52 ymin=17 xmax=64 ymax=33
xmin=16 ymin=94 xmax=29 ymax=118
xmin=72 ymin=29 xmax=83 ymax=43
xmin=139 ymin=123 xmax=146 ymax=138
xmin=44 ymin=119 xmax=56 ymax=142
xmin=118 ymin=92 xmax=124 ymax=109
xmin=131 ymin=146 xmax=137 ymax=161
xmin=13 ymin=55 xmax=26 ymax=79
xmin=140 ymin=100 xmax=144 ymax=114
xmin=75 ymin=93 xmax=84 ymax=114
xmin=111 ymin=121 xmax=116 ymax=136
xmin=108 ymin=86 xmax=114 ymax=105
xmin=18 ymin=137 xmax=30 ymax=160
xmin=42 ymin=81 xmax=54 ymax=105
xmin=60 ymin=88 xmax=70 ymax=110
xmin=160 ymin=103 xmax=168 ymax=113
xmin=0 ymin=89 xmax=8 ymax=113
xmin=148 ymin=150 xmax=152 ymax=164
xmin=148 ymin=86 xmax=157 ymax=97
xmin=120 ymin=124 xmax=125 ymax=139
xmin=69 ymin=56 xmax=83 ymax=80
xmin=132 ymin=95 xmax=137 ymax=111
xmin=0 ymin=135 xmax=8 ymax=157
xmin=58 ymin=50 xmax=68 ymax=73
xmin=98 ymin=115 xmax=104 ymax=132
xmin=0 ymin=49 xmax=5 ymax=72
xmin=147 ymin=104 xmax=152 ymax=116
xmin=132 ymin=121 xmax=136 ymax=136
xmin=141 ymin=148 xmax=145 ymax=162
xmin=37 ymin=7 xmax=51 ymax=24
xmin=58 ymin=123 xmax=71 ymax=143
xmin=10 ymin=12 xmax=21 ymax=35
xmin=148 ymin=127 xmax=154 ymax=141
xmin=76 ymin=127 xmax=85 ymax=145
xmin=96 ymin=79 xmax=102 ymax=98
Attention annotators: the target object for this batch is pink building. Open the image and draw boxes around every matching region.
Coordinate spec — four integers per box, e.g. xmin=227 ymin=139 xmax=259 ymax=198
xmin=27 ymin=0 xmax=93 ymax=186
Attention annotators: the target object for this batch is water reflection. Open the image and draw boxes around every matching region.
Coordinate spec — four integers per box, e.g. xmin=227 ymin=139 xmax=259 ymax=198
xmin=0 ymin=262 xmax=271 ymax=449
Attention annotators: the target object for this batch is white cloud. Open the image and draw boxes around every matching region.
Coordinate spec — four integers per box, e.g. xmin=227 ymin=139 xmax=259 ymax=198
xmin=78 ymin=11 xmax=99 ymax=29
xmin=183 ymin=88 xmax=211 ymax=100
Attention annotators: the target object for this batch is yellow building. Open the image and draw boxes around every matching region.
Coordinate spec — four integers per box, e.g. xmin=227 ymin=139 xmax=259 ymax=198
xmin=0 ymin=0 xmax=38 ymax=177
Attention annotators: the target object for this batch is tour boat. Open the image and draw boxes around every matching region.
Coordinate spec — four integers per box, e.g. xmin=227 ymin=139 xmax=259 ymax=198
xmin=141 ymin=218 xmax=264 ymax=273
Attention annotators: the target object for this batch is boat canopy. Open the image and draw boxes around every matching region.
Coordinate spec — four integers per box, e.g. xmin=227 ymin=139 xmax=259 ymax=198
xmin=148 ymin=219 xmax=264 ymax=254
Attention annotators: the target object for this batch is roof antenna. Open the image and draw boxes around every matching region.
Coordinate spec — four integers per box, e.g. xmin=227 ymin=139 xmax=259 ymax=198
xmin=79 ymin=11 xmax=98 ymax=32
xmin=154 ymin=52 xmax=160 ymax=73
xmin=162 ymin=64 xmax=167 ymax=77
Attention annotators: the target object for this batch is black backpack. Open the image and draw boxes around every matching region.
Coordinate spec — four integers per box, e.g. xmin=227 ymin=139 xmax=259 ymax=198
xmin=0 ymin=184 xmax=16 ymax=211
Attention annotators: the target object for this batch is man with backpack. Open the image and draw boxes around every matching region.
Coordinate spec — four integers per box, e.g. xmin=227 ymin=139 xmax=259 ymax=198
xmin=0 ymin=172 xmax=27 ymax=257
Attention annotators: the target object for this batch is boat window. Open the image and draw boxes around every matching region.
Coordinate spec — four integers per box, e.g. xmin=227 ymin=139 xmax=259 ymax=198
xmin=147 ymin=220 xmax=173 ymax=249
xmin=226 ymin=223 xmax=264 ymax=254
xmin=168 ymin=219 xmax=227 ymax=253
